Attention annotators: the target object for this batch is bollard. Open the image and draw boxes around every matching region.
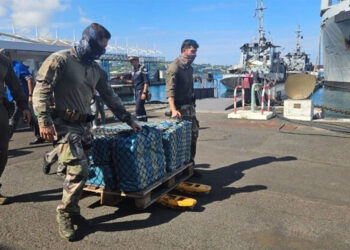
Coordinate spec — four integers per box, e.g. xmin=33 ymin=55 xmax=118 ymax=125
xmin=261 ymin=83 xmax=271 ymax=114
xmin=250 ymin=82 xmax=262 ymax=112
xmin=233 ymin=86 xmax=245 ymax=114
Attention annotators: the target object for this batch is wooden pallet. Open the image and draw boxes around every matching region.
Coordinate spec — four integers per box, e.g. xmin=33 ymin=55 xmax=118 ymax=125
xmin=83 ymin=162 xmax=194 ymax=209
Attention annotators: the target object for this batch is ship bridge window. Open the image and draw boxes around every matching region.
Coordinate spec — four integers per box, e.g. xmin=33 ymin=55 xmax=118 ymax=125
xmin=329 ymin=0 xmax=345 ymax=6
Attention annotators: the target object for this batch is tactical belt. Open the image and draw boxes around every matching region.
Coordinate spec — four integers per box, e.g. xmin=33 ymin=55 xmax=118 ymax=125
xmin=53 ymin=109 xmax=95 ymax=124
xmin=175 ymin=100 xmax=192 ymax=108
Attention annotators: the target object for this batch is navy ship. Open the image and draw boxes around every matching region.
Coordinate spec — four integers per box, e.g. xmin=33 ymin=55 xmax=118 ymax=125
xmin=285 ymin=25 xmax=313 ymax=74
xmin=220 ymin=0 xmax=286 ymax=90
xmin=321 ymin=0 xmax=350 ymax=90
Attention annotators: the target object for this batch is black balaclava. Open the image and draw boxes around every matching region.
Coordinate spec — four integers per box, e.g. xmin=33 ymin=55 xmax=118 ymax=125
xmin=75 ymin=23 xmax=111 ymax=64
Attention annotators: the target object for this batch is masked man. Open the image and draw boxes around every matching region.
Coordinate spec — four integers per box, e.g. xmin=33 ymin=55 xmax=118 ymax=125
xmin=166 ymin=39 xmax=199 ymax=165
xmin=33 ymin=23 xmax=141 ymax=241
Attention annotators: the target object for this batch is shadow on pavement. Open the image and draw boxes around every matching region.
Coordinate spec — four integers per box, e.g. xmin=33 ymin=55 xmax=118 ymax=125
xmin=191 ymin=156 xmax=297 ymax=206
xmin=8 ymin=144 xmax=50 ymax=158
xmin=198 ymin=127 xmax=209 ymax=130
xmin=9 ymin=188 xmax=62 ymax=204
xmin=76 ymin=155 xmax=297 ymax=240
xmin=7 ymin=149 xmax=32 ymax=158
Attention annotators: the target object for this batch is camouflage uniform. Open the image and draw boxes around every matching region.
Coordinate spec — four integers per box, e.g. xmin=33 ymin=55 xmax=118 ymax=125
xmin=0 ymin=53 xmax=28 ymax=199
xmin=33 ymin=48 xmax=134 ymax=214
xmin=166 ymin=57 xmax=199 ymax=161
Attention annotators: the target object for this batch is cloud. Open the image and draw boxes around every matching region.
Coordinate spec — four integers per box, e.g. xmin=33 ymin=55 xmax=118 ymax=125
xmin=78 ymin=6 xmax=94 ymax=25
xmin=0 ymin=1 xmax=8 ymax=17
xmin=9 ymin=0 xmax=69 ymax=28
xmin=80 ymin=16 xmax=94 ymax=26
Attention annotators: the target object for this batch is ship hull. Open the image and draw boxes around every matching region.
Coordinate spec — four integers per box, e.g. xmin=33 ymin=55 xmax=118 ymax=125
xmin=220 ymin=74 xmax=244 ymax=90
xmin=321 ymin=1 xmax=350 ymax=89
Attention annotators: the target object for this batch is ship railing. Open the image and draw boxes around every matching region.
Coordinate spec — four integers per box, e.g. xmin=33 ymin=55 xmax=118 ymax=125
xmin=197 ymin=75 xmax=220 ymax=98
xmin=233 ymin=85 xmax=245 ymax=114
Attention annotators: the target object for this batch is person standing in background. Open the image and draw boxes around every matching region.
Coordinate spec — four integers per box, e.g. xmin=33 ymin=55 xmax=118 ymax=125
xmin=0 ymin=51 xmax=30 ymax=205
xmin=122 ymin=56 xmax=149 ymax=122
xmin=0 ymin=49 xmax=42 ymax=144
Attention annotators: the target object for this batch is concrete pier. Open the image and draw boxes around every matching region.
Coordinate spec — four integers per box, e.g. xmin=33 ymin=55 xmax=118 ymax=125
xmin=1 ymin=100 xmax=350 ymax=249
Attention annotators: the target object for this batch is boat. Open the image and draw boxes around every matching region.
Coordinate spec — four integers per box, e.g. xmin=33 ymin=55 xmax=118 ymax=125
xmin=284 ymin=25 xmax=314 ymax=74
xmin=221 ymin=0 xmax=286 ymax=90
xmin=321 ymin=0 xmax=350 ymax=90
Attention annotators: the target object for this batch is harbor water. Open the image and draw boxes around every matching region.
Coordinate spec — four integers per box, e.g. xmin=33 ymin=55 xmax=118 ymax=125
xmin=311 ymin=86 xmax=350 ymax=118
xmin=121 ymin=75 xmax=350 ymax=119
xmin=120 ymin=74 xmax=228 ymax=104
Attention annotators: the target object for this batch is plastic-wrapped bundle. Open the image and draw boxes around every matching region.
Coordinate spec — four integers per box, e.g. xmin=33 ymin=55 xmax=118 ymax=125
xmin=86 ymin=164 xmax=117 ymax=190
xmin=157 ymin=120 xmax=192 ymax=172
xmin=93 ymin=124 xmax=132 ymax=137
xmin=90 ymin=137 xmax=113 ymax=165
xmin=91 ymin=124 xmax=132 ymax=164
xmin=176 ymin=120 xmax=192 ymax=165
xmin=136 ymin=121 xmax=157 ymax=127
xmin=114 ymin=126 xmax=166 ymax=192
xmin=146 ymin=126 xmax=166 ymax=182
xmin=157 ymin=121 xmax=181 ymax=172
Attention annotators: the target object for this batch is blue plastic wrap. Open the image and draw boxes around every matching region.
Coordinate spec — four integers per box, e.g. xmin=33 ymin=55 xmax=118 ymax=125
xmin=86 ymin=164 xmax=117 ymax=190
xmin=91 ymin=124 xmax=132 ymax=165
xmin=88 ymin=121 xmax=190 ymax=193
xmin=157 ymin=120 xmax=192 ymax=172
xmin=114 ymin=126 xmax=166 ymax=192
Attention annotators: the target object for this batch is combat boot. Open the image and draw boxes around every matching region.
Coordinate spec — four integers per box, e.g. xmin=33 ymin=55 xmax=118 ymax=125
xmin=0 ymin=184 xmax=7 ymax=205
xmin=56 ymin=211 xmax=75 ymax=241
xmin=0 ymin=194 xmax=8 ymax=205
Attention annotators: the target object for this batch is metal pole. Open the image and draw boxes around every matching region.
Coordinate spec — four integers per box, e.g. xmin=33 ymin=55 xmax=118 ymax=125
xmin=214 ymin=79 xmax=219 ymax=98
xmin=251 ymin=82 xmax=262 ymax=111
xmin=233 ymin=87 xmax=238 ymax=113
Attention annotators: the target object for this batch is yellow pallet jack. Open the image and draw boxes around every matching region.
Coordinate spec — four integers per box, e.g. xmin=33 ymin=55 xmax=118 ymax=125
xmin=0 ymin=196 xmax=8 ymax=205
xmin=175 ymin=182 xmax=212 ymax=195
xmin=157 ymin=194 xmax=197 ymax=210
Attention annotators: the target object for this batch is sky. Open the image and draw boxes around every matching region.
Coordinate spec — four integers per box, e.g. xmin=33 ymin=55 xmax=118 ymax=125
xmin=0 ymin=0 xmax=322 ymax=65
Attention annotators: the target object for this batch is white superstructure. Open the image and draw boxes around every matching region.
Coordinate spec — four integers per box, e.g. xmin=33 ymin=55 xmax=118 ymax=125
xmin=321 ymin=0 xmax=350 ymax=89
xmin=284 ymin=25 xmax=313 ymax=73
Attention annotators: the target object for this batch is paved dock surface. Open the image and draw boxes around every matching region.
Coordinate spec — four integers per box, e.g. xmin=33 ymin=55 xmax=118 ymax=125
xmin=1 ymin=101 xmax=350 ymax=249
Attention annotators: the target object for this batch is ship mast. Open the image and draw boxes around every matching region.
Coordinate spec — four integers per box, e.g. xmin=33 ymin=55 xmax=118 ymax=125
xmin=296 ymin=25 xmax=302 ymax=55
xmin=256 ymin=0 xmax=266 ymax=44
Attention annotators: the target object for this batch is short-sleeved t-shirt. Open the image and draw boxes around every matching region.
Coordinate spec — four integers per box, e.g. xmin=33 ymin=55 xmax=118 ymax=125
xmin=12 ymin=61 xmax=32 ymax=97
